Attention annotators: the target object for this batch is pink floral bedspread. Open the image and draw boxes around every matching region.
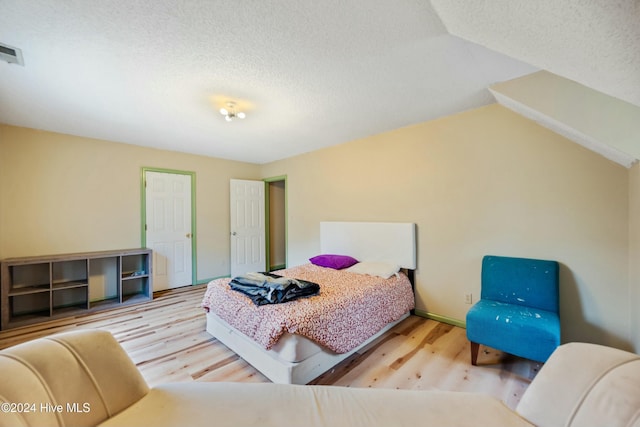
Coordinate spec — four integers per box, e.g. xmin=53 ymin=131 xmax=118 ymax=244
xmin=201 ymin=264 xmax=415 ymax=353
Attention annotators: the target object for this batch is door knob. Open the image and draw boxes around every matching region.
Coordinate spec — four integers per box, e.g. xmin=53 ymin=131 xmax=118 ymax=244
xmin=186 ymin=233 xmax=192 ymax=238
xmin=231 ymin=231 xmax=237 ymax=236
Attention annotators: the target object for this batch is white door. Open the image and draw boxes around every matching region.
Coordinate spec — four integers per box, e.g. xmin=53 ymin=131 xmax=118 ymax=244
xmin=145 ymin=171 xmax=193 ymax=290
xmin=230 ymin=179 xmax=266 ymax=277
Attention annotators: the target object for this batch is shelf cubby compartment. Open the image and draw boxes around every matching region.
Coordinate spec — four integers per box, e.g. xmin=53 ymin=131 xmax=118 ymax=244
xmin=122 ymin=277 xmax=150 ymax=303
xmin=121 ymin=253 xmax=149 ymax=279
xmin=52 ymin=259 xmax=88 ymax=289
xmin=89 ymin=257 xmax=120 ymax=304
xmin=9 ymin=291 xmax=51 ymax=323
xmin=52 ymin=284 xmax=89 ymax=314
xmin=4 ymin=262 xmax=51 ymax=325
xmin=121 ymin=252 xmax=151 ymax=302
xmin=9 ymin=262 xmax=50 ymax=293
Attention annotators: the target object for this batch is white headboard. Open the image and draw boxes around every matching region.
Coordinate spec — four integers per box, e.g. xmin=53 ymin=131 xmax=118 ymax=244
xmin=320 ymin=222 xmax=417 ymax=269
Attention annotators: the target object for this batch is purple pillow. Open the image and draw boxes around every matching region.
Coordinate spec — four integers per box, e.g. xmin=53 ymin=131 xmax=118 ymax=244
xmin=309 ymin=254 xmax=358 ymax=270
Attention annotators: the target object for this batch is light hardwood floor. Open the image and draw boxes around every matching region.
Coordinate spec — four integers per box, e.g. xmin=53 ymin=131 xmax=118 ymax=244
xmin=0 ymin=284 xmax=541 ymax=409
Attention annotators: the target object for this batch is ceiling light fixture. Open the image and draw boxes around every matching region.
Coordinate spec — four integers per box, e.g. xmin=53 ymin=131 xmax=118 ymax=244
xmin=220 ymin=101 xmax=246 ymax=122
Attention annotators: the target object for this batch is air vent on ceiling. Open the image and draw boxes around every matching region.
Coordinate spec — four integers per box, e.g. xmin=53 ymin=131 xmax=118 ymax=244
xmin=0 ymin=43 xmax=24 ymax=66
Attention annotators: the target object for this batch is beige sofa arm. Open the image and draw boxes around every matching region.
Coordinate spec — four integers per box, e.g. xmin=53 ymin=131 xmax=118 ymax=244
xmin=0 ymin=330 xmax=149 ymax=427
xmin=516 ymin=342 xmax=640 ymax=427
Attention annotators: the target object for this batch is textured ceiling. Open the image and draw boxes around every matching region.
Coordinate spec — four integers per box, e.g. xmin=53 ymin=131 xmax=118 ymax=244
xmin=430 ymin=0 xmax=640 ymax=108
xmin=0 ymin=1 xmax=637 ymax=164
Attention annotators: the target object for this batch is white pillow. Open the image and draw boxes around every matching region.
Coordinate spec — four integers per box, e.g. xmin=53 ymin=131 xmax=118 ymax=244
xmin=345 ymin=261 xmax=400 ymax=279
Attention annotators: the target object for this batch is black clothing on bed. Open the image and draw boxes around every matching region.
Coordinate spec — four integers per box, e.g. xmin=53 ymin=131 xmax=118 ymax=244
xmin=229 ymin=272 xmax=320 ymax=306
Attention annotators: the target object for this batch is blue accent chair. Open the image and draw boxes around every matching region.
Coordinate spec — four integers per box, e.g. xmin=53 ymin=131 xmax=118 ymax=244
xmin=466 ymin=255 xmax=560 ymax=365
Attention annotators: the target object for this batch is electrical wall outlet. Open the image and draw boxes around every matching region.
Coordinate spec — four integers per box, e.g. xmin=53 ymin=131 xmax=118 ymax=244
xmin=464 ymin=292 xmax=473 ymax=304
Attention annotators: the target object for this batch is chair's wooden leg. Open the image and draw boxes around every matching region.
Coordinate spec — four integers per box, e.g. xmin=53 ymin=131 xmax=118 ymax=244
xmin=470 ymin=341 xmax=480 ymax=366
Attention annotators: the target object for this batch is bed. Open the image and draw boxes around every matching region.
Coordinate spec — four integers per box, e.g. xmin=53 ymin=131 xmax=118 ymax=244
xmin=201 ymin=221 xmax=417 ymax=384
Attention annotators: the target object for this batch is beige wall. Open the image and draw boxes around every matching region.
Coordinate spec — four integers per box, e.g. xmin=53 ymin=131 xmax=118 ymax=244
xmin=629 ymin=163 xmax=640 ymax=351
xmin=261 ymin=104 xmax=632 ymax=349
xmin=0 ymin=125 xmax=260 ymax=282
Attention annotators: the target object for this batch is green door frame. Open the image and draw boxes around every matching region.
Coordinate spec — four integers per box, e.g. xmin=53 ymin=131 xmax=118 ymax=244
xmin=264 ymin=175 xmax=288 ymax=271
xmin=140 ymin=167 xmax=197 ymax=286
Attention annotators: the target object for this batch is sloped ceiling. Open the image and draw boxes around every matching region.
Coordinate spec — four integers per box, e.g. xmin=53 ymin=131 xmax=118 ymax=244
xmin=430 ymin=0 xmax=640 ymax=108
xmin=490 ymin=71 xmax=640 ymax=168
xmin=0 ymin=1 xmax=638 ymax=165
xmin=431 ymin=0 xmax=640 ymax=168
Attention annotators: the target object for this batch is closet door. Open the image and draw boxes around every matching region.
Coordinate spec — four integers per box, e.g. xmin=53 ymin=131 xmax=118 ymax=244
xmin=230 ymin=179 xmax=265 ymax=277
xmin=145 ymin=171 xmax=193 ymax=290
